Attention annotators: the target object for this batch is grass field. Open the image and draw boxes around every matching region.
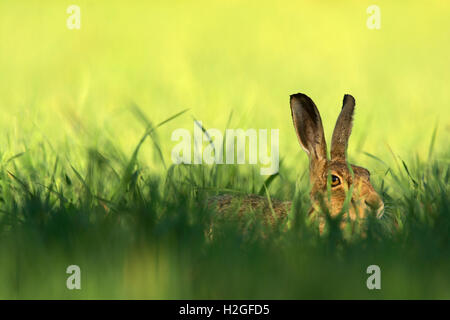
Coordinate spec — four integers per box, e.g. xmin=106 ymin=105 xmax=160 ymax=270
xmin=0 ymin=1 xmax=449 ymax=299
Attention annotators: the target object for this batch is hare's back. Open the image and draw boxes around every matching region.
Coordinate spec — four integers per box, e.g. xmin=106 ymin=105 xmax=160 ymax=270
xmin=208 ymin=194 xmax=291 ymax=224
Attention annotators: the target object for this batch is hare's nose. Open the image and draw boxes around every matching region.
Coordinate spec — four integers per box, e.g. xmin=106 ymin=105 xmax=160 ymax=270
xmin=365 ymin=196 xmax=384 ymax=219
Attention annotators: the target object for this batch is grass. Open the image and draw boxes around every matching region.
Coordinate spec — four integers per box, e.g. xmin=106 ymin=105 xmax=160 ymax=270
xmin=0 ymin=118 xmax=448 ymax=299
xmin=0 ymin=0 xmax=449 ymax=299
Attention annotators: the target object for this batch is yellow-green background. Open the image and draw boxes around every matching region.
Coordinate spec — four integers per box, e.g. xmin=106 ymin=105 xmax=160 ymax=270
xmin=0 ymin=0 xmax=449 ymax=300
xmin=1 ymin=0 xmax=448 ymax=176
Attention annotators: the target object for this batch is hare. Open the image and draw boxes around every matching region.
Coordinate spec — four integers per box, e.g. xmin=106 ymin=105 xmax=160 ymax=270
xmin=208 ymin=93 xmax=384 ymax=232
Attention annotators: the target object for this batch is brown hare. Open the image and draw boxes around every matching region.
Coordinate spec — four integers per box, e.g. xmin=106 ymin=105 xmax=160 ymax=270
xmin=209 ymin=93 xmax=384 ymax=233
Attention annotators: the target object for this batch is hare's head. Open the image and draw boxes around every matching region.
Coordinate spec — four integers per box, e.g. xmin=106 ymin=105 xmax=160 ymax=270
xmin=290 ymin=93 xmax=384 ymax=223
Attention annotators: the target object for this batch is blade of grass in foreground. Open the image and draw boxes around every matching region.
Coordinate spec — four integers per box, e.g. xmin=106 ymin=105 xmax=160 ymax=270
xmin=362 ymin=151 xmax=388 ymax=167
xmin=112 ymin=108 xmax=189 ymax=201
xmin=427 ymin=121 xmax=438 ymax=162
xmin=257 ymin=163 xmax=282 ymax=196
xmin=131 ymin=103 xmax=168 ymax=170
xmin=401 ymin=159 xmax=418 ymax=187
xmin=5 ymin=152 xmax=26 ymax=164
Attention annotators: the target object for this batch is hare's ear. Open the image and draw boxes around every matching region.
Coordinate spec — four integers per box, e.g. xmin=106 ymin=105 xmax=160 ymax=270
xmin=290 ymin=93 xmax=327 ymax=161
xmin=330 ymin=94 xmax=355 ymax=160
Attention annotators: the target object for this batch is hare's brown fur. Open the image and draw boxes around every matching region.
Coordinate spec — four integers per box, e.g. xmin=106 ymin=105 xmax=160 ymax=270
xmin=210 ymin=93 xmax=384 ymax=232
xmin=208 ymin=194 xmax=291 ymax=225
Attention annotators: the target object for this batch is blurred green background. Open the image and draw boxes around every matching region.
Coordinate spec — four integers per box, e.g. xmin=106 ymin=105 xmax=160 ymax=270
xmin=1 ymin=0 xmax=449 ymax=165
xmin=0 ymin=0 xmax=449 ymax=299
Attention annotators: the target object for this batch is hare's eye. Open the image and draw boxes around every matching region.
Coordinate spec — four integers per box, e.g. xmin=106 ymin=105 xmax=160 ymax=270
xmin=331 ymin=175 xmax=341 ymax=187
